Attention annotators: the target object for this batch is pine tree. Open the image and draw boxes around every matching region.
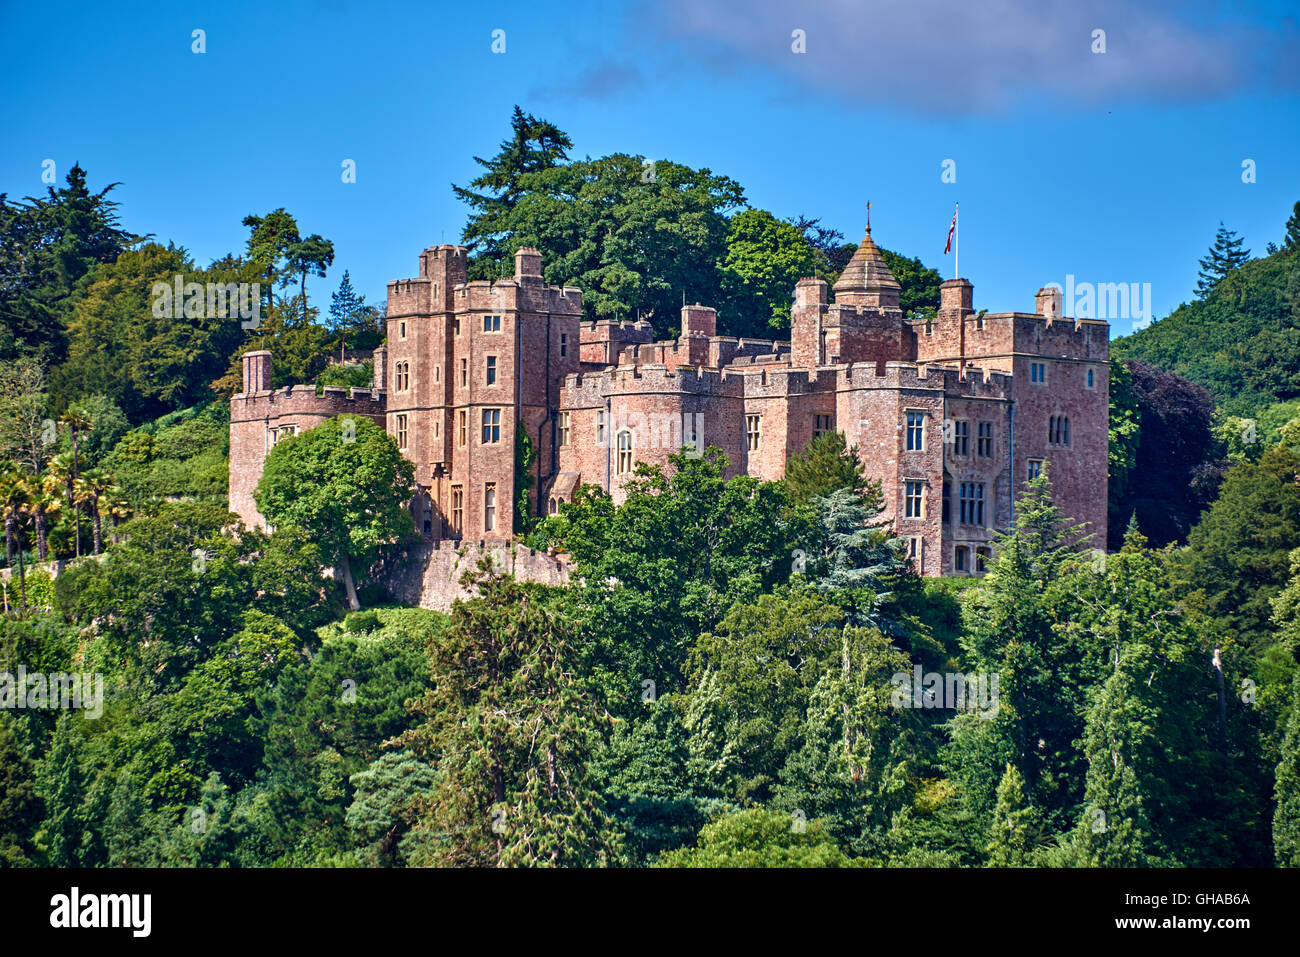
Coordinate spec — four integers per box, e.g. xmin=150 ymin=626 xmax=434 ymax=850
xmin=784 ymin=430 xmax=870 ymax=505
xmin=1285 ymin=201 xmax=1300 ymax=253
xmin=1070 ymin=639 xmax=1162 ymax=866
xmin=986 ymin=763 xmax=1042 ymax=866
xmin=1274 ymin=671 xmax=1300 ymax=866
xmin=1195 ymin=222 xmax=1251 ymax=299
xmin=399 ymin=558 xmax=623 ymax=867
xmin=452 ymin=106 xmax=572 ymax=268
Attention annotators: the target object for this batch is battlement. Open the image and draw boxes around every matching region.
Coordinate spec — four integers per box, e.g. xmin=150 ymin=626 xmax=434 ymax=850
xmin=230 ymin=382 xmax=386 ymax=424
xmin=231 ymin=226 xmax=1108 ymax=578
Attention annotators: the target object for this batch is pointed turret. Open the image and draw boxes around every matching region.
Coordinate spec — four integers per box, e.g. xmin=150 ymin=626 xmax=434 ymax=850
xmin=832 ymin=225 xmax=902 ymax=309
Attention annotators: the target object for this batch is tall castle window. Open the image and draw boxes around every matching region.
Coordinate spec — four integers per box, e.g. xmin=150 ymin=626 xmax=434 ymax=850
xmin=906 ymin=411 xmax=925 ymax=451
xmin=560 ymin=333 xmax=568 ymax=357
xmin=486 ymin=355 xmax=497 ymax=385
xmin=904 ymin=481 xmax=925 ymax=519
xmin=1030 ymin=361 xmax=1046 ymax=383
xmin=395 ymin=414 xmax=408 ymax=450
xmin=1049 ymin=415 xmax=1070 ymax=446
xmin=746 ymin=415 xmax=761 ymax=452
xmin=955 ymin=545 xmax=969 ymax=572
xmin=1086 ymin=367 xmax=1096 ymax=389
xmin=907 ymin=536 xmax=923 ymax=572
xmin=1027 ymin=458 xmax=1044 ymax=480
xmin=977 ymin=421 xmax=993 ymax=457
xmin=460 ymin=358 xmax=468 ymax=387
xmin=458 ymin=410 xmax=467 ymax=447
xmin=616 ymin=430 xmax=634 ymax=475
xmin=453 ymin=317 xmax=461 ymax=335
xmin=559 ymin=412 xmax=571 ymax=447
xmin=484 ymin=315 xmax=501 ymax=333
xmin=597 ymin=411 xmax=607 ymax=446
xmin=813 ymin=414 xmax=832 ymax=438
xmin=953 ymin=420 xmax=969 ymax=456
xmin=451 ymin=486 xmax=463 ymax=534
xmin=482 ymin=408 xmax=501 ymax=444
xmin=959 ymin=482 xmax=984 ymax=525
xmin=394 ymin=361 xmax=410 ymax=391
xmin=484 ymin=483 xmax=497 ymax=531
xmin=399 ymin=321 xmax=406 ymax=339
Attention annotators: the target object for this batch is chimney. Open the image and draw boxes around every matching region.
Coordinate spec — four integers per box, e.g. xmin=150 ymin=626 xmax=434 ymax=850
xmin=242 ymin=350 xmax=271 ymax=394
xmin=372 ymin=344 xmax=387 ymax=391
xmin=1035 ymin=285 xmax=1063 ymax=318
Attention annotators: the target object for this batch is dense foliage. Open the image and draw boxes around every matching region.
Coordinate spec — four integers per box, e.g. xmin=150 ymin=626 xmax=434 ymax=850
xmin=2 ymin=112 xmax=1299 ymax=869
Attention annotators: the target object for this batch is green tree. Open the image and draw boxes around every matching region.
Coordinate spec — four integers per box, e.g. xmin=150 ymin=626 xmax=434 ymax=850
xmin=1275 ymin=671 xmax=1300 ymax=866
xmin=986 ymin=763 xmax=1042 ymax=866
xmin=255 ymin=416 xmax=414 ymax=610
xmin=460 ymin=149 xmax=745 ymax=328
xmin=283 ymin=234 xmax=335 ymax=320
xmin=400 ymin=560 xmax=623 ymax=867
xmin=686 ymin=584 xmax=848 ymax=804
xmin=1196 ymin=222 xmax=1252 ymax=299
xmin=347 ymin=749 xmax=439 ymax=867
xmin=718 ymin=208 xmax=818 ymax=337
xmin=946 ymin=470 xmax=1090 ymax=833
xmin=534 ymin=448 xmax=797 ymax=706
xmin=453 ymin=106 xmax=573 ymax=268
xmin=773 ymin=623 xmax=917 ymax=858
xmin=0 ymin=356 xmax=52 ymax=474
xmin=783 ymin=429 xmax=870 ymax=506
xmin=655 ymin=808 xmax=856 ymax=868
xmin=1107 ymin=358 xmax=1141 ymax=533
xmin=0 ymin=164 xmax=140 ymax=361
xmin=0 ymin=714 xmax=41 ymax=865
xmin=1284 ymin=200 xmax=1300 ymax=253
xmin=327 ymin=271 xmax=382 ymax=352
xmin=242 ymin=209 xmax=300 ymax=314
xmin=1179 ymin=445 xmax=1300 ymax=661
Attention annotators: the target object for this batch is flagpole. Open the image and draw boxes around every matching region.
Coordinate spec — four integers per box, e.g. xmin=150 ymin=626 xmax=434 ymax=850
xmin=955 ymin=203 xmax=959 ymax=280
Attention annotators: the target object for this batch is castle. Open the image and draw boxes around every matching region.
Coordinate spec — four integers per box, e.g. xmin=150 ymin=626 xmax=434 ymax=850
xmin=229 ymin=225 xmax=1109 ymax=579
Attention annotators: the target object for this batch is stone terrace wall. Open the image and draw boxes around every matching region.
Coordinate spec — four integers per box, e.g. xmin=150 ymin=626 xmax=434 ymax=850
xmin=378 ymin=539 xmax=571 ymax=612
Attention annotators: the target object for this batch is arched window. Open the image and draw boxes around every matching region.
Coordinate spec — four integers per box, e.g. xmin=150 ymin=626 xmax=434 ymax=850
xmin=548 ymin=498 xmax=558 ymax=515
xmin=616 ymin=430 xmax=634 ymax=475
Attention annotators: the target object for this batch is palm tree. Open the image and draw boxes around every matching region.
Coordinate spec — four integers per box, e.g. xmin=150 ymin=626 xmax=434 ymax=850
xmin=76 ymin=470 xmax=115 ymax=555
xmin=31 ymin=474 xmax=63 ymax=562
xmin=49 ymin=451 xmax=84 ymax=557
xmin=107 ymin=496 xmax=132 ymax=545
xmin=59 ymin=408 xmax=93 ymax=556
xmin=0 ymin=469 xmax=34 ymax=614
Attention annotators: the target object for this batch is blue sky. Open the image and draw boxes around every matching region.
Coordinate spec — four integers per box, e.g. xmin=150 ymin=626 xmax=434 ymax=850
xmin=3 ymin=0 xmax=1297 ymax=336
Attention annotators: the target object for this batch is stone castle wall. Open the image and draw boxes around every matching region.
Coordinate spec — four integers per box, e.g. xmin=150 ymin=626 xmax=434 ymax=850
xmin=377 ymin=539 xmax=571 ymax=612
